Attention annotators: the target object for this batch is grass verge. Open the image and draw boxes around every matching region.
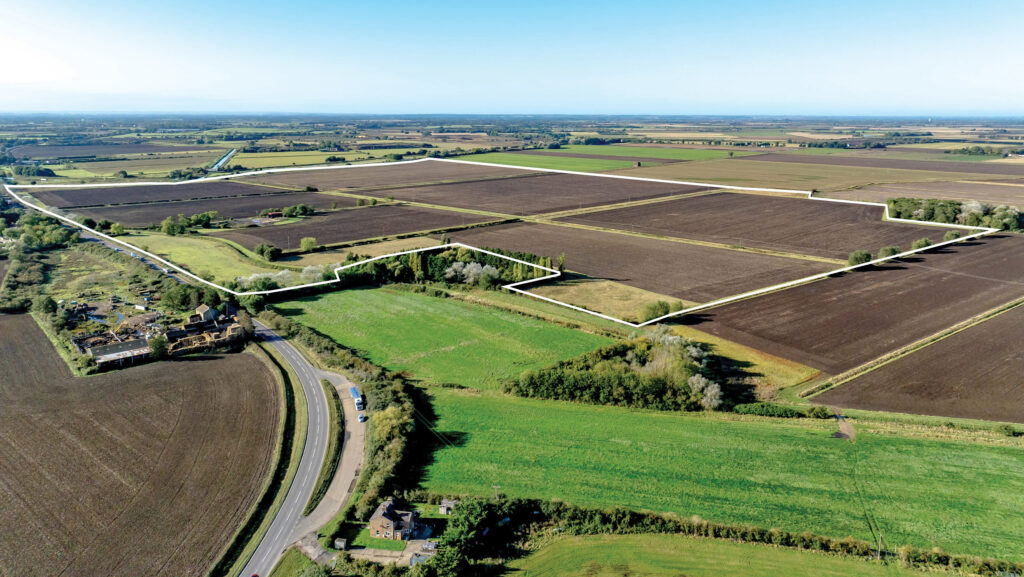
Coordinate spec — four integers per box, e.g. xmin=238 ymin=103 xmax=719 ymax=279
xmin=268 ymin=548 xmax=315 ymax=577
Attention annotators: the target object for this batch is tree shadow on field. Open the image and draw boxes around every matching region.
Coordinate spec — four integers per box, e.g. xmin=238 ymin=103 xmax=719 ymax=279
xmin=401 ymin=385 xmax=470 ymax=492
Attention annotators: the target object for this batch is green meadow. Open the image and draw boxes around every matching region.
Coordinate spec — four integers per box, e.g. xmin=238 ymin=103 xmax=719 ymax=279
xmin=461 ymin=152 xmax=636 ymax=172
xmin=549 ymin=144 xmax=755 ymax=160
xmin=422 ymin=389 xmax=1024 ymax=561
xmin=276 ymin=287 xmax=612 ymax=389
xmin=510 ymin=534 xmax=926 ymax=577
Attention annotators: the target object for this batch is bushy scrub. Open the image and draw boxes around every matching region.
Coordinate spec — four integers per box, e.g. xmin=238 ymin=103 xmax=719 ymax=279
xmin=505 ymin=326 xmax=728 ymax=411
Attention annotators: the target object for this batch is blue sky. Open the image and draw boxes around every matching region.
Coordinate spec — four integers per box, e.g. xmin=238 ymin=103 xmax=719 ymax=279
xmin=2 ymin=0 xmax=1022 ymax=115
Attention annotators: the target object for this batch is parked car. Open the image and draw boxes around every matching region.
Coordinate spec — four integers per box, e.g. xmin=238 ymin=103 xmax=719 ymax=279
xmin=358 ymin=413 xmax=367 ymax=423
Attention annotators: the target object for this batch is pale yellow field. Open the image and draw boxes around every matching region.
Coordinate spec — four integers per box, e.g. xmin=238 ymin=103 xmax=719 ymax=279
xmin=277 ymin=236 xmax=443 ymax=266
xmin=529 ymin=274 xmax=694 ymax=324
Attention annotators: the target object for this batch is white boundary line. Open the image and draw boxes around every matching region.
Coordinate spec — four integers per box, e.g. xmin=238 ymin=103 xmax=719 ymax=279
xmin=2 ymin=157 xmax=1000 ymax=329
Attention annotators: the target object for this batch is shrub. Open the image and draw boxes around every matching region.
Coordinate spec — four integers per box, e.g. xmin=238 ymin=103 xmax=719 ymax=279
xmin=847 ymin=250 xmax=872 ymax=266
xmin=943 ymin=230 xmax=961 ymax=242
xmin=994 ymin=423 xmax=1018 ymax=437
xmin=733 ymin=402 xmax=803 ymax=418
xmin=911 ymin=237 xmax=933 ymax=250
xmin=876 ymin=246 xmax=901 ymax=259
xmin=639 ymin=300 xmax=671 ymax=322
xmin=805 ymin=405 xmax=833 ymax=419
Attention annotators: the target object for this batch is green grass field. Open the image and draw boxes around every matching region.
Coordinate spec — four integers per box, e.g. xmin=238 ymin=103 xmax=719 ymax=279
xmin=126 ymin=230 xmax=278 ymax=284
xmin=269 ymin=548 xmax=315 ymax=577
xmin=548 ymin=145 xmax=755 ymax=161
xmin=461 ymin=152 xmax=636 ymax=172
xmin=276 ymin=287 xmax=612 ymax=389
xmin=422 ymin=390 xmax=1024 ymax=561
xmin=510 ymin=534 xmax=924 ymax=577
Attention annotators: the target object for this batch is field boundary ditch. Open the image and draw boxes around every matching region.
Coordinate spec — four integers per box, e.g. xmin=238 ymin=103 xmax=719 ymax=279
xmin=3 ymin=157 xmax=1000 ymax=329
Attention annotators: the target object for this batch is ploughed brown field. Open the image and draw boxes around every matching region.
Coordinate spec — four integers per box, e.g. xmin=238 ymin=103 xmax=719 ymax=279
xmin=238 ymin=159 xmax=533 ymax=191
xmin=367 ymin=173 xmax=709 ymax=215
xmin=0 ymin=314 xmax=280 ymax=577
xmin=817 ymin=304 xmax=1024 ymax=423
xmin=9 ymin=143 xmax=223 ymax=159
xmin=823 ymin=180 xmax=1024 ymax=206
xmin=684 ymin=235 xmax=1024 ymax=374
xmin=446 ymin=222 xmax=832 ymax=303
xmin=73 ymin=192 xmax=354 ymax=227
xmin=31 ymin=180 xmax=285 ymax=208
xmin=740 ymin=151 xmax=1024 ymax=177
xmin=559 ymin=192 xmax=956 ymax=260
xmin=216 ymin=204 xmax=494 ymax=250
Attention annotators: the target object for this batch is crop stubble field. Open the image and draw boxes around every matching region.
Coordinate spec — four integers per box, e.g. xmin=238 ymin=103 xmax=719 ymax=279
xmin=817 ymin=303 xmax=1024 ymax=423
xmin=447 ymin=222 xmax=833 ymax=302
xmin=687 ymin=235 xmax=1024 ymax=375
xmin=215 ymin=204 xmax=494 ymax=250
xmin=0 ymin=314 xmax=280 ymax=576
xmin=8 ymin=143 xmax=223 ymax=159
xmin=559 ymin=192 xmax=955 ymax=260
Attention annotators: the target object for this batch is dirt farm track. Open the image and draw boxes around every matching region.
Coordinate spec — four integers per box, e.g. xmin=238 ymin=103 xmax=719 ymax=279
xmin=0 ymin=314 xmax=281 ymax=577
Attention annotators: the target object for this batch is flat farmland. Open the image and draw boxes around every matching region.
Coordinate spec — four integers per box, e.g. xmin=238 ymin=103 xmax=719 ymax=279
xmin=447 ymin=222 xmax=832 ymax=302
xmin=9 ymin=143 xmax=222 ymax=159
xmin=560 ymin=192 xmax=955 ymax=260
xmin=277 ymin=287 xmax=611 ymax=390
xmin=74 ymin=192 xmax=353 ymax=226
xmin=31 ymin=180 xmax=286 ymax=208
xmin=238 ymin=159 xmax=533 ymax=191
xmin=368 ymin=173 xmax=710 ymax=215
xmin=817 ymin=303 xmax=1024 ymax=423
xmin=215 ymin=205 xmax=493 ymax=250
xmin=740 ymin=151 xmax=1024 ymax=177
xmin=615 ymin=158 xmax=989 ymax=191
xmin=0 ymin=314 xmax=280 ymax=577
xmin=823 ymin=180 xmax=1024 ymax=206
xmin=510 ymin=149 xmax=678 ymax=164
xmin=424 ymin=389 xmax=1024 ymax=560
xmin=687 ymin=235 xmax=1024 ymax=374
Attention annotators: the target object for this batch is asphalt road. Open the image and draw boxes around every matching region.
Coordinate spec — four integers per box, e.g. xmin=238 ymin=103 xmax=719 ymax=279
xmin=242 ymin=321 xmax=330 ymax=577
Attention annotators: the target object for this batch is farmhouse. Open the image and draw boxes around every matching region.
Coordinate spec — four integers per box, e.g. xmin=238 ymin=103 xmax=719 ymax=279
xmin=90 ymin=339 xmax=151 ymax=369
xmin=368 ymin=499 xmax=416 ymax=540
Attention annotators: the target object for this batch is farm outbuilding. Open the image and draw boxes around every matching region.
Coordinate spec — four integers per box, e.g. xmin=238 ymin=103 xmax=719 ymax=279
xmin=90 ymin=339 xmax=151 ymax=369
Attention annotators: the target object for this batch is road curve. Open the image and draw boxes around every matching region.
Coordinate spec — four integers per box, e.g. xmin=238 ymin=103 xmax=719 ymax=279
xmin=242 ymin=321 xmax=330 ymax=577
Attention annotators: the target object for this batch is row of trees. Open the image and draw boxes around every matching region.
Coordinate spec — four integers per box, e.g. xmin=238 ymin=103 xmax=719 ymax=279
xmin=848 ymin=233 xmax=959 ymax=266
xmin=159 ymin=211 xmax=219 ymax=235
xmin=415 ymin=496 xmax=1024 ymax=577
xmin=888 ymin=197 xmax=1024 ymax=231
xmin=257 ymin=203 xmax=316 ymax=218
